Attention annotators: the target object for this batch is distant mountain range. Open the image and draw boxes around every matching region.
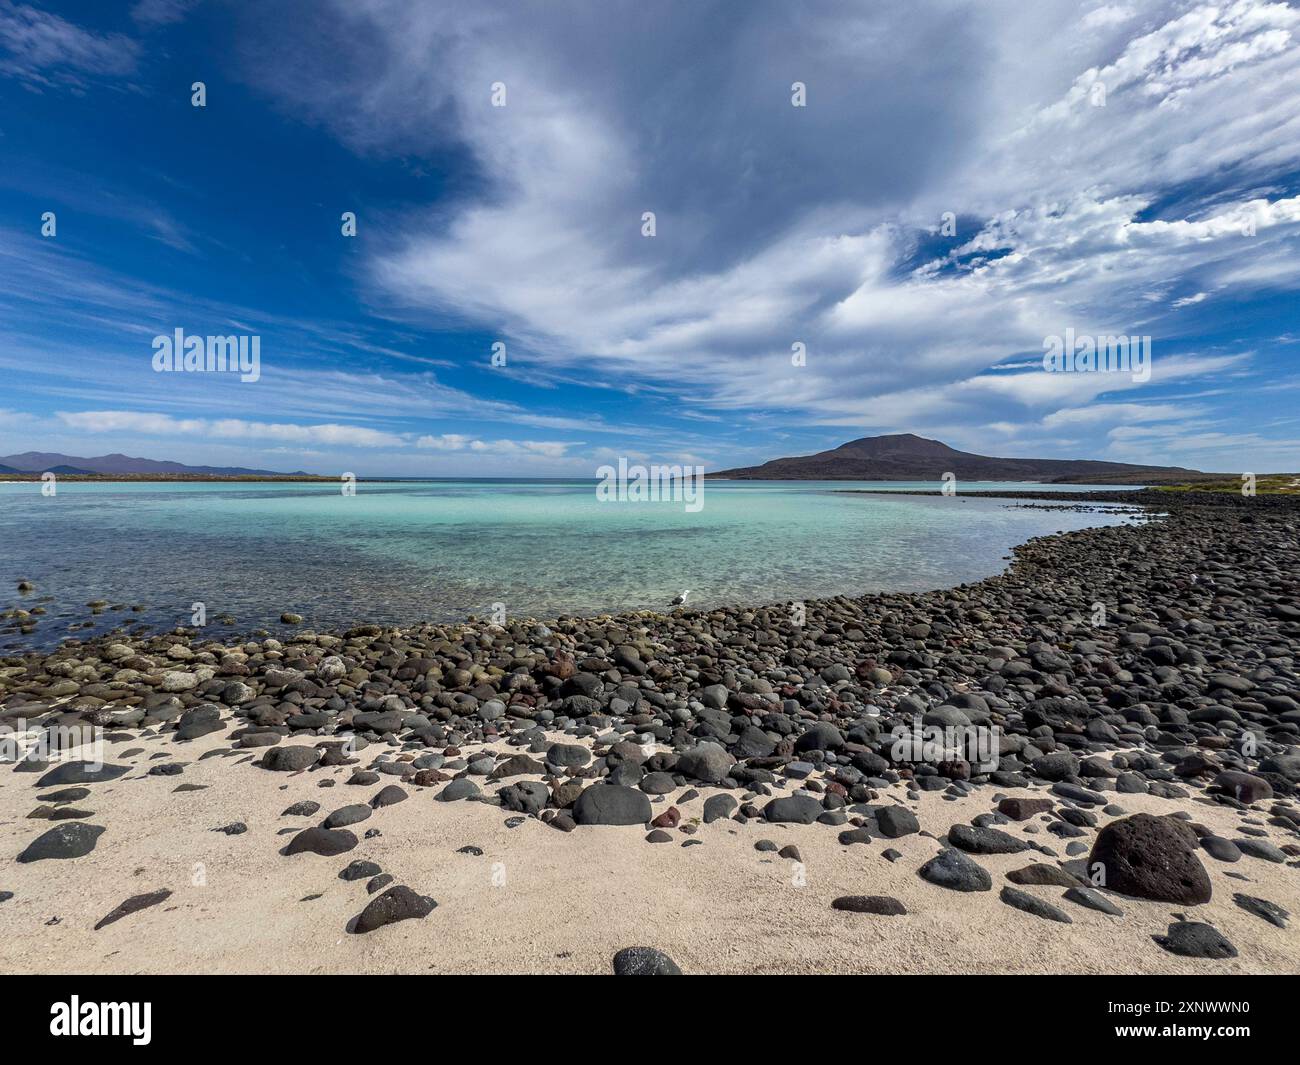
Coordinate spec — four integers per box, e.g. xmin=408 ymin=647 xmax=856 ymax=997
xmin=711 ymin=434 xmax=1218 ymax=484
xmin=0 ymin=452 xmax=309 ymax=478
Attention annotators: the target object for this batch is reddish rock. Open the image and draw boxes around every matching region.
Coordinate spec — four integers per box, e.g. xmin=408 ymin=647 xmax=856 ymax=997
xmin=998 ymin=797 xmax=1054 ymax=821
xmin=650 ymin=806 xmax=681 ymax=829
xmin=549 ymin=651 xmax=577 ymax=680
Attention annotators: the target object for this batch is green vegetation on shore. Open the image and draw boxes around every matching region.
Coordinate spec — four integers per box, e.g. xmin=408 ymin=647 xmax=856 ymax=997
xmin=1153 ymin=475 xmax=1300 ymax=495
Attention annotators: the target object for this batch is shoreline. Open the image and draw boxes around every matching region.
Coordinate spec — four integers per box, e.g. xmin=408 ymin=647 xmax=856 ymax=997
xmin=1 ymin=485 xmax=1149 ymax=657
xmin=2 ymin=491 xmax=1298 ymax=973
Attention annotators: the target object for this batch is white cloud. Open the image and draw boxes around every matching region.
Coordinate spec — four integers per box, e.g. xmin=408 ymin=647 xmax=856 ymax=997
xmin=1041 ymin=401 xmax=1194 ymax=428
xmin=416 ymin=433 xmax=569 ymax=457
xmin=8 ymin=0 xmax=1299 ymax=472
xmin=1079 ymin=4 xmax=1135 ymax=30
xmin=131 ymin=0 xmax=201 ymax=29
xmin=57 ymin=411 xmax=407 ymax=448
xmin=55 ymin=410 xmax=575 ymax=462
xmin=0 ymin=1 xmax=139 ymax=88
xmin=223 ymin=0 xmax=1300 ymax=464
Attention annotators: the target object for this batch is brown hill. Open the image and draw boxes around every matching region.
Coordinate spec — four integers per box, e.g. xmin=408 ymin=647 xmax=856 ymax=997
xmin=710 ymin=433 xmax=1217 ymax=484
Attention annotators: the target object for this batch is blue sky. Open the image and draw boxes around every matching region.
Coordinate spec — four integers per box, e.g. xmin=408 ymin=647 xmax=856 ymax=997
xmin=1 ymin=0 xmax=1298 ymax=476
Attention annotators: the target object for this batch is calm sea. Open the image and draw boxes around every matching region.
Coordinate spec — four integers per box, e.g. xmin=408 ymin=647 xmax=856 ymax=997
xmin=0 ymin=479 xmax=1141 ymax=652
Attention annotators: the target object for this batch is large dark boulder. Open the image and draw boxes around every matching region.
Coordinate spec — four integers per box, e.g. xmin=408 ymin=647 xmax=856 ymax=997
xmin=1088 ymin=813 xmax=1211 ymax=904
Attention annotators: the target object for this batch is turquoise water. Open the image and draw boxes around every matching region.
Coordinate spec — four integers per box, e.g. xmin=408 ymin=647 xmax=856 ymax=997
xmin=0 ymin=479 xmax=1141 ymax=652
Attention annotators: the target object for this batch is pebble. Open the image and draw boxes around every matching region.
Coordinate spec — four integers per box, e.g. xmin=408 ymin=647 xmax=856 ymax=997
xmin=261 ymin=746 xmax=321 ymax=772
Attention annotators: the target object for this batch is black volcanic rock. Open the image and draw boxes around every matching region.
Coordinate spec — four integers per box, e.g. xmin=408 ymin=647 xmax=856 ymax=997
xmin=282 ymin=827 xmax=358 ymax=857
xmin=612 ymin=947 xmax=682 ymax=975
xmin=1153 ymin=921 xmax=1237 ymax=959
xmin=17 ymin=823 xmax=105 ymax=862
xmin=34 ymin=762 xmax=129 ymax=788
xmin=351 ymin=885 xmax=436 ymax=933
xmin=1088 ymin=813 xmax=1211 ymax=904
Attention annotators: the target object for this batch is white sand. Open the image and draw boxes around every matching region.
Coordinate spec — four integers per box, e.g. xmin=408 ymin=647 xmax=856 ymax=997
xmin=2 ymin=728 xmax=1298 ymax=974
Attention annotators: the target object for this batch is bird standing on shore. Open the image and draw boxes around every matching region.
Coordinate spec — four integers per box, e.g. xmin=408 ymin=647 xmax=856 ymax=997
xmin=669 ymin=590 xmax=689 ymax=607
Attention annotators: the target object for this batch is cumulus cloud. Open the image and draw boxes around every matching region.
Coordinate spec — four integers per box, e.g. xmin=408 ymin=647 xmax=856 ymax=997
xmin=225 ymin=0 xmax=1300 ymax=462
xmin=6 ymin=1 xmax=1297 ymax=472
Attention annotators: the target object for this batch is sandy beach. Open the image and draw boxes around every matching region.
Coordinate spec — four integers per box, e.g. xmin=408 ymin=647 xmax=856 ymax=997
xmin=2 ymin=725 xmax=1298 ymax=975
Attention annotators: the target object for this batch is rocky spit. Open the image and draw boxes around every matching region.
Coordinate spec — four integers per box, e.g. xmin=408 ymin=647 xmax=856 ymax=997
xmin=2 ymin=489 xmax=1298 ymax=973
